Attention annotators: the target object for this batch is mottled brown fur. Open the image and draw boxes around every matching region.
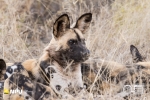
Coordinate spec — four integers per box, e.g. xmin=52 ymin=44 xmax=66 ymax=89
xmin=3 ymin=13 xmax=93 ymax=99
xmin=0 ymin=59 xmax=6 ymax=80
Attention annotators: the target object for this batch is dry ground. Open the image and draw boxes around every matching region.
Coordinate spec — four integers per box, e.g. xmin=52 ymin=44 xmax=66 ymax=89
xmin=0 ymin=0 xmax=150 ymax=99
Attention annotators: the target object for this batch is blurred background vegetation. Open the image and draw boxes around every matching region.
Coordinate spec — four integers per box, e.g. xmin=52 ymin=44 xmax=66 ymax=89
xmin=0 ymin=0 xmax=150 ymax=65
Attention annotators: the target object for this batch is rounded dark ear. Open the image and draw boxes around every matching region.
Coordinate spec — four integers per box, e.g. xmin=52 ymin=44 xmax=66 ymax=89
xmin=53 ymin=14 xmax=70 ymax=38
xmin=75 ymin=13 xmax=92 ymax=34
xmin=0 ymin=59 xmax=6 ymax=70
xmin=130 ymin=45 xmax=143 ymax=63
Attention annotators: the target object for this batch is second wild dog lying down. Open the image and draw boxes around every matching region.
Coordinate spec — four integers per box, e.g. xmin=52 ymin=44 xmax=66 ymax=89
xmin=114 ymin=45 xmax=150 ymax=99
xmin=81 ymin=45 xmax=150 ymax=98
xmin=3 ymin=13 xmax=92 ymax=100
xmin=129 ymin=45 xmax=150 ymax=91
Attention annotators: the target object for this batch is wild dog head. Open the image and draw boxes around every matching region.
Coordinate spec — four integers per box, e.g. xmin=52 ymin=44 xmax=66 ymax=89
xmin=46 ymin=13 xmax=92 ymax=66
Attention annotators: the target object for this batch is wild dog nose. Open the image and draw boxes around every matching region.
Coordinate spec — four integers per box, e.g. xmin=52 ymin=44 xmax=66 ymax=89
xmin=81 ymin=49 xmax=90 ymax=57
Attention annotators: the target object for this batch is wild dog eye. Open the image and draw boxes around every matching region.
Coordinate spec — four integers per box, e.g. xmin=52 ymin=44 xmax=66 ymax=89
xmin=68 ymin=39 xmax=77 ymax=45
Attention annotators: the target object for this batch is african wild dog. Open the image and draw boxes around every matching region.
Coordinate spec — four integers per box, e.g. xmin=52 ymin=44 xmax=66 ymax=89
xmin=113 ymin=45 xmax=150 ymax=99
xmin=130 ymin=45 xmax=150 ymax=90
xmin=81 ymin=45 xmax=150 ymax=97
xmin=3 ymin=13 xmax=92 ymax=100
xmin=108 ymin=45 xmax=150 ymax=98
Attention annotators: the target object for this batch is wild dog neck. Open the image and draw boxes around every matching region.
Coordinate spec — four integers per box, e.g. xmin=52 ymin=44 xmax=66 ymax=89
xmin=39 ymin=53 xmax=83 ymax=92
xmin=40 ymin=52 xmax=82 ymax=73
xmin=52 ymin=60 xmax=81 ymax=74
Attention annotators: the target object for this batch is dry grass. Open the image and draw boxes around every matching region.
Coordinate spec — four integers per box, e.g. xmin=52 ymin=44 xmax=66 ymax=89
xmin=0 ymin=0 xmax=150 ymax=99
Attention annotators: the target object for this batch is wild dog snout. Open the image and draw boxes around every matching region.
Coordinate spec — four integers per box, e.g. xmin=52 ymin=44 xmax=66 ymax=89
xmin=81 ymin=49 xmax=90 ymax=59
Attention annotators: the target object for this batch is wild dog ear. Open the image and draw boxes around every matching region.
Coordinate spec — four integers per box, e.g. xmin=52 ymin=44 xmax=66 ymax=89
xmin=75 ymin=13 xmax=92 ymax=34
xmin=53 ymin=14 xmax=70 ymax=39
xmin=0 ymin=59 xmax=6 ymax=77
xmin=130 ymin=45 xmax=143 ymax=63
xmin=0 ymin=59 xmax=6 ymax=70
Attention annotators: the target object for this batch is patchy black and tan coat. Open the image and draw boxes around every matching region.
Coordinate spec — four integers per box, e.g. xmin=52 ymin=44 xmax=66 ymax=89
xmin=81 ymin=45 xmax=150 ymax=97
xmin=3 ymin=13 xmax=92 ymax=100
